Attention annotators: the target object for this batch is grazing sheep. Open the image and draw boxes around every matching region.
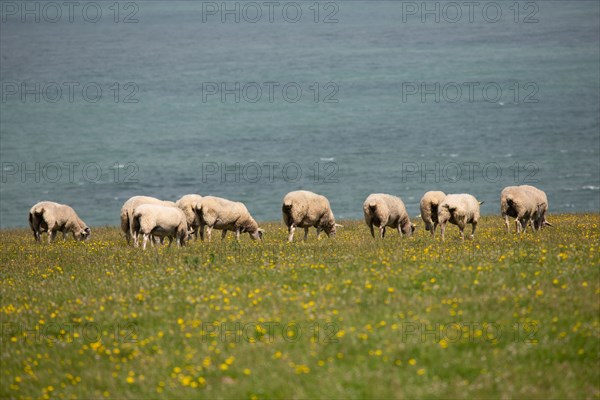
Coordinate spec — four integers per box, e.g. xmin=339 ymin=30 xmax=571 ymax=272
xmin=120 ymin=196 xmax=177 ymax=245
xmin=28 ymin=201 xmax=90 ymax=243
xmin=194 ymin=196 xmax=264 ymax=242
xmin=501 ymin=185 xmax=552 ymax=233
xmin=131 ymin=204 xmax=188 ymax=250
xmin=419 ymin=191 xmax=446 ymax=237
xmin=521 ymin=185 xmax=552 ymax=231
xmin=282 ymin=190 xmax=341 ymax=242
xmin=176 ymin=194 xmax=203 ymax=239
xmin=437 ymin=194 xmax=484 ymax=240
xmin=500 ymin=186 xmax=533 ymax=233
xmin=363 ymin=193 xmax=415 ymax=238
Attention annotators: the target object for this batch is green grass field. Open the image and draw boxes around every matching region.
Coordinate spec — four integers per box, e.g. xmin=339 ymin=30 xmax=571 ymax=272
xmin=1 ymin=214 xmax=599 ymax=399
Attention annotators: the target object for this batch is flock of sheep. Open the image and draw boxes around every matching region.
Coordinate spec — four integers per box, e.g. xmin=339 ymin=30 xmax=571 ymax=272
xmin=27 ymin=185 xmax=552 ymax=248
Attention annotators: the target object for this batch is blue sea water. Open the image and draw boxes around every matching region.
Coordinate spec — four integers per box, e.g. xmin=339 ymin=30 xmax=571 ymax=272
xmin=1 ymin=1 xmax=599 ymax=227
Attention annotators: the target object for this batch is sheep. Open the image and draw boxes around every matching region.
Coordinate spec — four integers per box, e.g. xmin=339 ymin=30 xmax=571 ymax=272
xmin=131 ymin=204 xmax=188 ymax=250
xmin=363 ymin=193 xmax=415 ymax=239
xmin=282 ymin=190 xmax=341 ymax=242
xmin=193 ymin=196 xmax=264 ymax=242
xmin=419 ymin=191 xmax=446 ymax=237
xmin=437 ymin=194 xmax=484 ymax=240
xmin=521 ymin=185 xmax=552 ymax=231
xmin=500 ymin=186 xmax=534 ymax=233
xmin=175 ymin=194 xmax=203 ymax=240
xmin=28 ymin=201 xmax=90 ymax=243
xmin=120 ymin=196 xmax=177 ymax=245
xmin=501 ymin=185 xmax=552 ymax=233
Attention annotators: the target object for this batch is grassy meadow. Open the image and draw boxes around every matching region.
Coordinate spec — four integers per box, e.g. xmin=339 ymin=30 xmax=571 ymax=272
xmin=1 ymin=213 xmax=599 ymax=399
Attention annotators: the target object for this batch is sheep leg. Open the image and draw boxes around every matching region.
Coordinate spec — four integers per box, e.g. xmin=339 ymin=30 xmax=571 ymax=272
xmin=432 ymin=222 xmax=438 ymax=237
xmin=48 ymin=230 xmax=56 ymax=243
xmin=520 ymin=219 xmax=528 ymax=233
xmin=369 ymin=224 xmax=375 ymax=238
xmin=456 ymin=220 xmax=466 ymax=241
xmin=167 ymin=236 xmax=173 ymax=247
xmin=206 ymin=226 xmax=213 ymax=242
xmin=287 ymin=225 xmax=296 ymax=242
xmin=471 ymin=221 xmax=477 ymax=239
xmin=235 ymin=230 xmax=241 ymax=241
xmin=199 ymin=224 xmax=205 ymax=241
xmin=221 ymin=230 xmax=228 ymax=240
xmin=304 ymin=227 xmax=310 ymax=241
xmin=62 ymin=231 xmax=67 ymax=241
xmin=379 ymin=226 xmax=386 ymax=239
xmin=440 ymin=223 xmax=446 ymax=241
xmin=142 ymin=233 xmax=149 ymax=250
xmin=515 ymin=218 xmax=521 ymax=234
xmin=129 ymin=227 xmax=136 ymax=246
xmin=504 ymin=215 xmax=510 ymax=232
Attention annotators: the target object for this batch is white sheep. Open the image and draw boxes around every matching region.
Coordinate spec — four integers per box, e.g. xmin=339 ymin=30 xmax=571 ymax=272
xmin=419 ymin=191 xmax=446 ymax=237
xmin=131 ymin=204 xmax=188 ymax=250
xmin=175 ymin=194 xmax=203 ymax=239
xmin=28 ymin=201 xmax=90 ymax=243
xmin=363 ymin=193 xmax=415 ymax=238
xmin=120 ymin=196 xmax=177 ymax=245
xmin=437 ymin=194 xmax=484 ymax=240
xmin=501 ymin=185 xmax=552 ymax=233
xmin=525 ymin=185 xmax=552 ymax=230
xmin=194 ymin=196 xmax=264 ymax=242
xmin=500 ymin=186 xmax=534 ymax=233
xmin=282 ymin=190 xmax=341 ymax=242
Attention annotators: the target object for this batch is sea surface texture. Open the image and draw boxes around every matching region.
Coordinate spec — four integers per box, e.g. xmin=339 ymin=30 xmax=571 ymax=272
xmin=1 ymin=1 xmax=598 ymax=227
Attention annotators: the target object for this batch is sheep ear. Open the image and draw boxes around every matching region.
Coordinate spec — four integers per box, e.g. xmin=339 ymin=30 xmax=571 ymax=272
xmin=479 ymin=201 xmax=485 ymax=205
xmin=544 ymin=221 xmax=554 ymax=227
xmin=258 ymin=228 xmax=265 ymax=233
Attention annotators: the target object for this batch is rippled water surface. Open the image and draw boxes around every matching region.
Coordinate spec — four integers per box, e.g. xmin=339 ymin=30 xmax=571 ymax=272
xmin=1 ymin=1 xmax=598 ymax=227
